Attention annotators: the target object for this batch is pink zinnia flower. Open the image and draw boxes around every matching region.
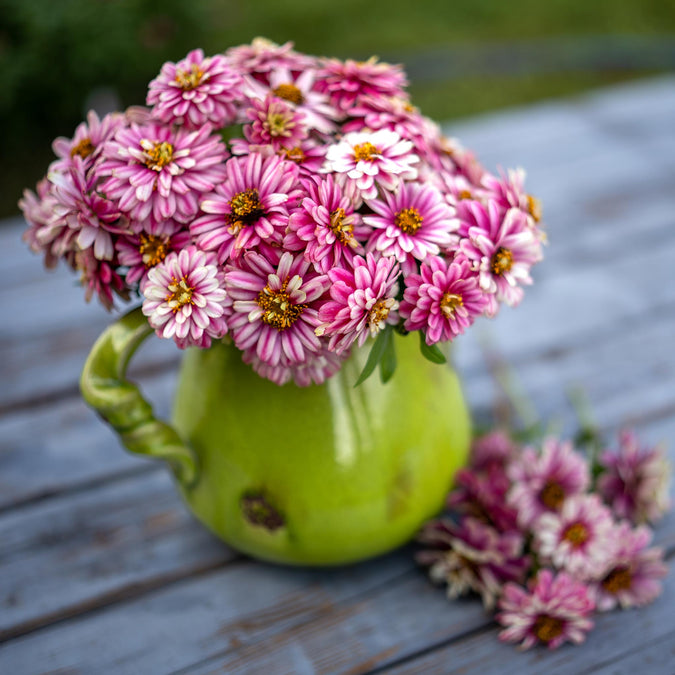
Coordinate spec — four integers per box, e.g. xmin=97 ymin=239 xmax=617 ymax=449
xmin=534 ymin=494 xmax=617 ymax=581
xmin=480 ymin=168 xmax=544 ymax=231
xmin=497 ymin=569 xmax=595 ymax=650
xmin=470 ymin=430 xmax=519 ymax=472
xmin=316 ymin=57 xmax=409 ymax=114
xmin=142 ymin=246 xmax=228 ymax=348
xmin=49 ymin=160 xmax=125 ymax=261
xmin=99 ymin=122 xmax=227 ymax=225
xmin=400 ymin=255 xmax=488 ymax=344
xmin=225 ymin=249 xmax=328 ymax=368
xmin=324 ymin=129 xmax=419 ymax=200
xmin=459 ymin=201 xmax=543 ymax=313
xmin=417 ymin=517 xmax=529 ymax=610
xmin=51 ymin=110 xmax=125 ymax=173
xmin=597 ymin=429 xmax=671 ymax=525
xmin=75 ymin=248 xmax=129 ymax=311
xmin=147 ymin=48 xmax=244 ymax=129
xmin=590 ymin=521 xmax=668 ymax=611
xmin=285 ymin=174 xmax=368 ymax=273
xmin=315 ymin=253 xmax=400 ymax=354
xmin=20 ymin=178 xmax=77 ymax=269
xmin=242 ymin=94 xmax=307 ymax=149
xmin=116 ymin=221 xmax=191 ymax=288
xmin=247 ymin=66 xmax=337 ymax=135
xmin=507 ymin=438 xmax=590 ymax=529
xmin=364 ymin=181 xmax=457 ymax=273
xmin=192 ymin=153 xmax=298 ymax=263
xmin=225 ymin=38 xmax=314 ymax=80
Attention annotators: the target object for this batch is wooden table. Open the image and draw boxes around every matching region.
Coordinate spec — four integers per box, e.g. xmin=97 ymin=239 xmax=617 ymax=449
xmin=1 ymin=76 xmax=674 ymax=674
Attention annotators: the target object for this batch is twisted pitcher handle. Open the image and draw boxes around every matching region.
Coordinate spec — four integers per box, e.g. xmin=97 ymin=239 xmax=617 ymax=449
xmin=80 ymin=306 xmax=198 ymax=487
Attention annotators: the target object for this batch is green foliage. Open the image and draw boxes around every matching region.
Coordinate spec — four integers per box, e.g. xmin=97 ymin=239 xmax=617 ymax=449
xmin=419 ymin=332 xmax=447 ymax=365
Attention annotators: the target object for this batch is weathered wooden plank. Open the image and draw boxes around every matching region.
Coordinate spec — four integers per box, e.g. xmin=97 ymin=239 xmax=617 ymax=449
xmin=0 ymin=550 xmax=416 ymax=675
xmin=0 ymin=470 xmax=234 ymax=641
xmin=0 ymin=370 xmax=176 ymax=510
xmin=589 ymin=629 xmax=675 ymax=675
xmin=381 ymin=554 xmax=674 ymax=675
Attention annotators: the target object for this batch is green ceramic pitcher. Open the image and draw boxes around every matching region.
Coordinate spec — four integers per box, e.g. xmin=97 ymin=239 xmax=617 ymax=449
xmin=81 ymin=306 xmax=471 ymax=565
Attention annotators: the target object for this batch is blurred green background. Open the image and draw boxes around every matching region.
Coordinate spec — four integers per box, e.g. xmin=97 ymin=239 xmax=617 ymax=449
xmin=2 ymin=0 xmax=674 ymax=218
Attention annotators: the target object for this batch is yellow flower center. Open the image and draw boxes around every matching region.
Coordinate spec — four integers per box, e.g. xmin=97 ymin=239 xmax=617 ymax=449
xmin=175 ymin=64 xmax=204 ymax=90
xmin=273 ymin=83 xmax=304 ymax=105
xmin=139 ymin=234 xmax=169 ymax=268
xmin=490 ymin=247 xmax=513 ymax=275
xmin=143 ymin=141 xmax=174 ymax=170
xmin=533 ymin=615 xmax=564 ymax=643
xmin=563 ymin=522 xmax=589 ymax=548
xmin=527 ymin=194 xmax=542 ymax=222
xmin=539 ymin=481 xmax=565 ymax=510
xmin=165 ymin=276 xmax=194 ymax=312
xmin=440 ymin=292 xmax=464 ymax=318
xmin=228 ymin=188 xmax=265 ymax=233
xmin=353 ymin=142 xmax=381 ymax=162
xmin=394 ymin=207 xmax=423 ymax=235
xmin=458 ymin=189 xmax=473 ymax=200
xmin=329 ymin=208 xmax=355 ymax=244
xmin=70 ymin=137 xmax=95 ymax=159
xmin=256 ymin=281 xmax=306 ymax=331
xmin=282 ymin=146 xmax=306 ymax=164
xmin=267 ymin=112 xmax=291 ymax=137
xmin=368 ymin=298 xmax=392 ymax=330
xmin=602 ymin=566 xmax=633 ymax=594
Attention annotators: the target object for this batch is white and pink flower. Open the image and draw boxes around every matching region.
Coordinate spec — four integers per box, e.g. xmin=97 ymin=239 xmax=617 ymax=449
xmin=364 ymin=181 xmax=457 ymax=273
xmin=324 ymin=129 xmax=419 ymax=200
xmin=534 ymin=494 xmax=617 ymax=581
xmin=99 ymin=122 xmax=227 ymax=225
xmin=417 ymin=517 xmax=529 ymax=610
xmin=507 ymin=437 xmax=590 ymax=529
xmin=191 ymin=153 xmax=298 ymax=263
xmin=142 ymin=246 xmax=228 ymax=348
xmin=243 ymin=94 xmax=308 ymax=150
xmin=147 ymin=48 xmax=245 ymax=129
xmin=400 ymin=255 xmax=489 ymax=344
xmin=316 ymin=253 xmax=400 ymax=354
xmin=597 ymin=429 xmax=671 ymax=525
xmin=225 ymin=249 xmax=329 ymax=367
xmin=497 ymin=569 xmax=595 ymax=650
xmin=590 ymin=521 xmax=668 ymax=611
xmin=285 ymin=174 xmax=368 ymax=273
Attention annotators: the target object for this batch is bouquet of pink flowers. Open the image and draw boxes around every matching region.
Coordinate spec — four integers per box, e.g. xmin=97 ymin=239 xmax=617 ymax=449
xmin=20 ymin=38 xmax=545 ymax=386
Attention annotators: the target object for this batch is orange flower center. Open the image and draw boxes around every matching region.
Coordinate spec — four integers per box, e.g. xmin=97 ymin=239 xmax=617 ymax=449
xmin=490 ymin=247 xmax=513 ymax=275
xmin=273 ymin=83 xmax=304 ymax=105
xmin=139 ymin=234 xmax=169 ymax=268
xmin=539 ymin=480 xmax=565 ymax=510
xmin=70 ymin=137 xmax=95 ymax=159
xmin=353 ymin=142 xmax=381 ymax=162
xmin=257 ymin=281 xmax=306 ymax=331
xmin=175 ymin=64 xmax=204 ymax=90
xmin=282 ymin=146 xmax=306 ymax=164
xmin=440 ymin=293 xmax=464 ymax=318
xmin=533 ymin=615 xmax=564 ymax=643
xmin=228 ymin=189 xmax=265 ymax=233
xmin=527 ymin=194 xmax=542 ymax=222
xmin=165 ymin=276 xmax=194 ymax=312
xmin=394 ymin=207 xmax=423 ymax=235
xmin=329 ymin=208 xmax=355 ymax=244
xmin=602 ymin=566 xmax=633 ymax=594
xmin=563 ymin=522 xmax=589 ymax=548
xmin=143 ymin=141 xmax=174 ymax=170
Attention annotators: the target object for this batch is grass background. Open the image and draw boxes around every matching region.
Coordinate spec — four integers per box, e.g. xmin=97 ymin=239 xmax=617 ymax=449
xmin=2 ymin=0 xmax=674 ymax=217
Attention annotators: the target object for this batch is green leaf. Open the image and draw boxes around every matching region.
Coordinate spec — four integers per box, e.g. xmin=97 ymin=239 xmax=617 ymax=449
xmin=418 ymin=332 xmax=447 ymax=364
xmin=379 ymin=329 xmax=397 ymax=383
xmin=354 ymin=328 xmax=390 ymax=387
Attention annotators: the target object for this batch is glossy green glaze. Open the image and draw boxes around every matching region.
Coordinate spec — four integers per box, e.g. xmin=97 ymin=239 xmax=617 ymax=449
xmin=81 ymin=307 xmax=471 ymax=566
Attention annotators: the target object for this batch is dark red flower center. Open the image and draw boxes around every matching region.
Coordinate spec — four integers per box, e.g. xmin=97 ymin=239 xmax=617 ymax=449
xmin=602 ymin=565 xmax=633 ymax=594
xmin=539 ymin=480 xmax=565 ymax=510
xmin=533 ymin=615 xmax=564 ymax=643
